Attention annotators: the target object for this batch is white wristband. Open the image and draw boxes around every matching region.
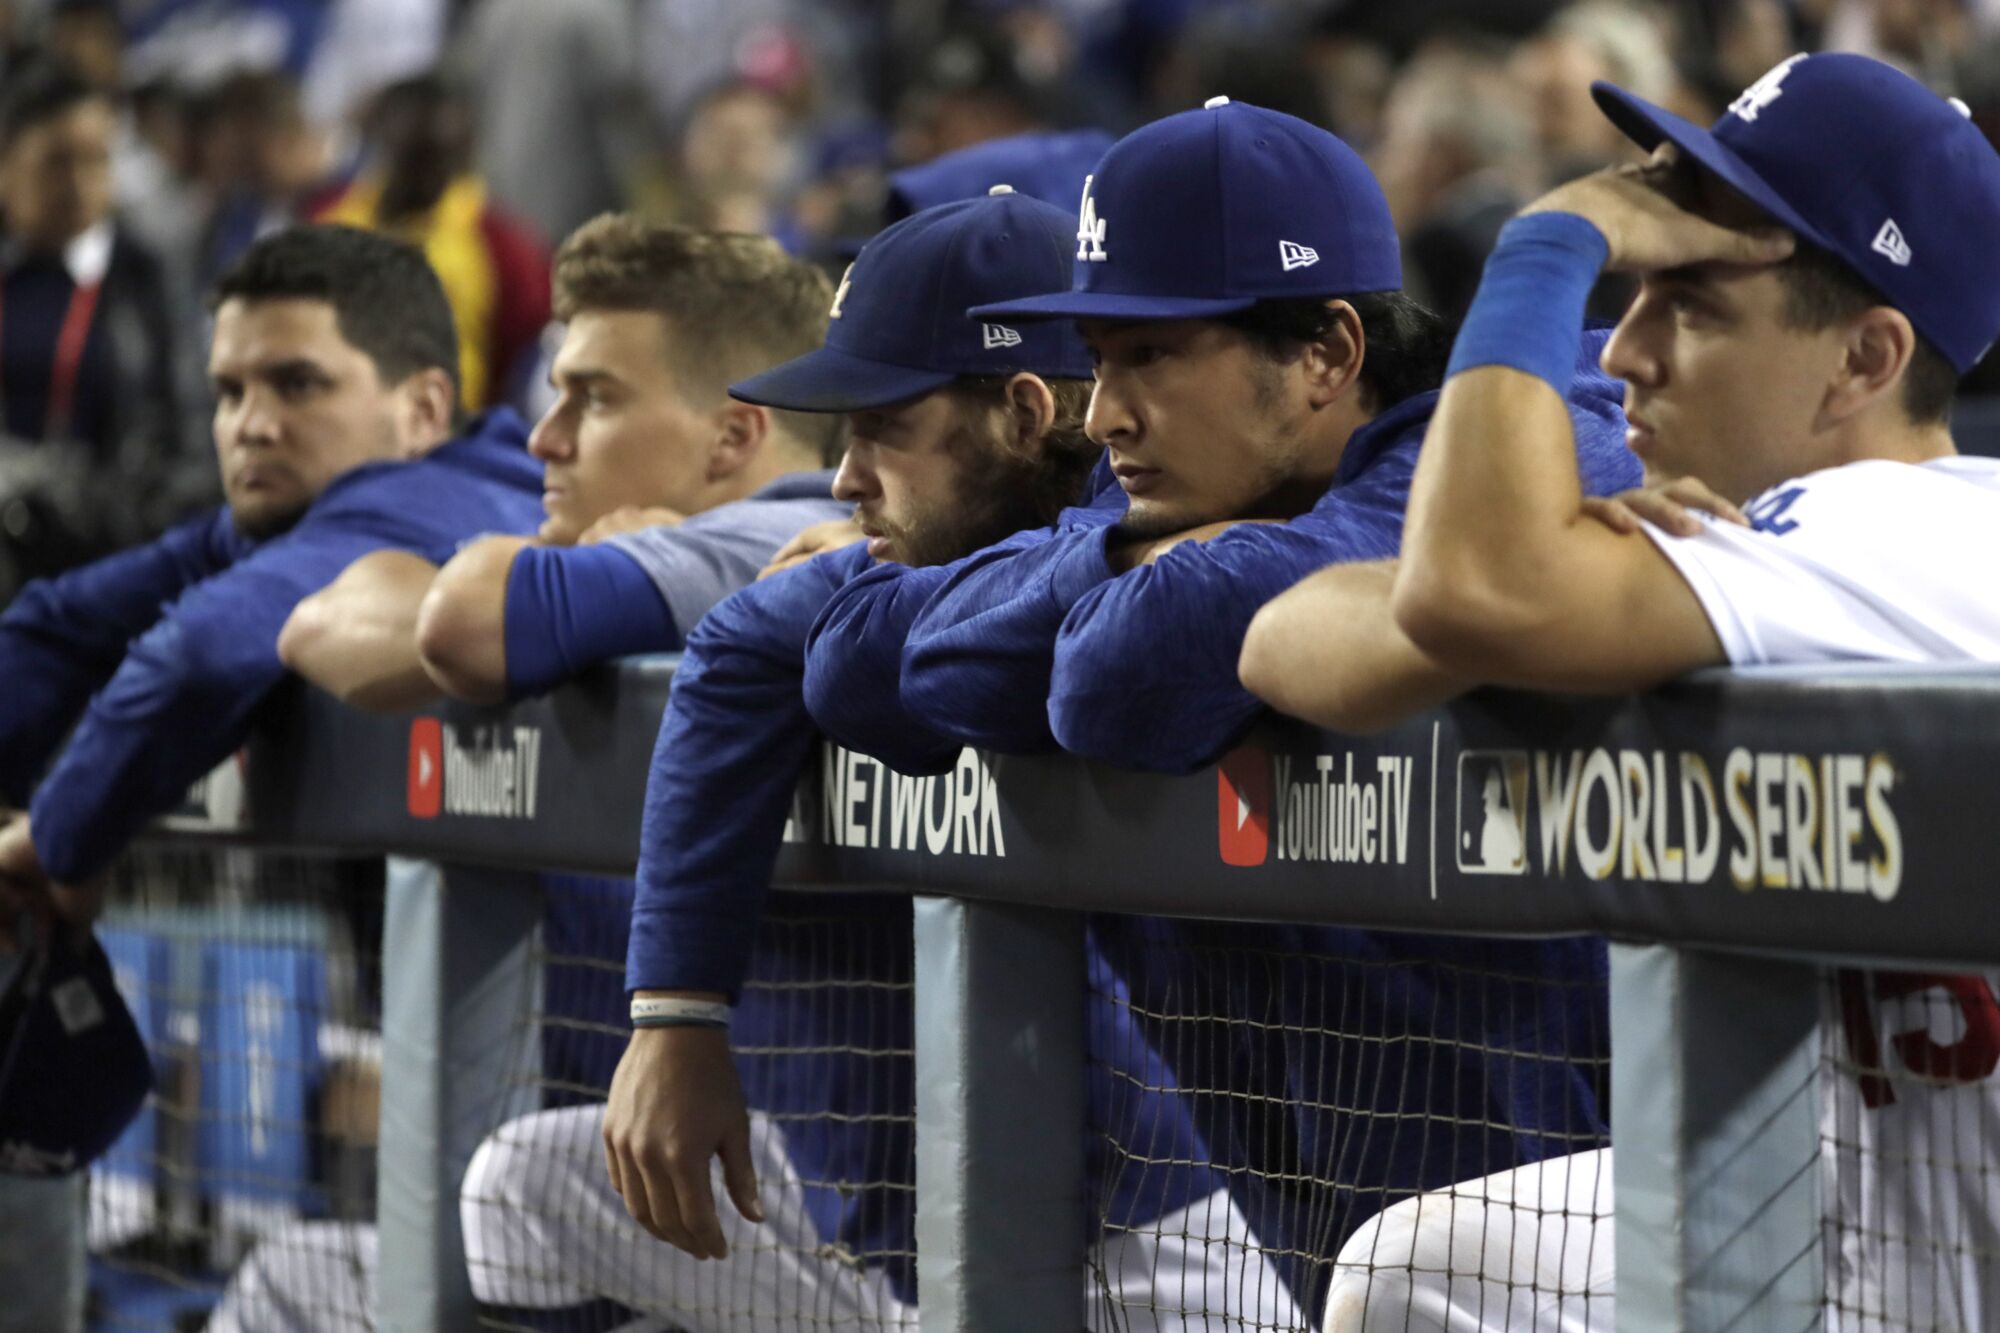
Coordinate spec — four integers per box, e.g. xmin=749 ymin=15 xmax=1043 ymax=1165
xmin=630 ymin=996 xmax=731 ymax=1028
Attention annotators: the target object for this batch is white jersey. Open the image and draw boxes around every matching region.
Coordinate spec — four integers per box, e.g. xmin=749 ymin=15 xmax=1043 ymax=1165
xmin=1639 ymin=455 xmax=2000 ymax=665
xmin=1646 ymin=454 xmax=2000 ymax=1328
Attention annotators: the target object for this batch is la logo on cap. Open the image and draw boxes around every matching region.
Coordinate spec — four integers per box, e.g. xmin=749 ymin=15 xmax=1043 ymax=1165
xmin=1076 ymin=175 xmax=1108 ymax=262
xmin=829 ymin=264 xmax=854 ymax=319
xmin=1730 ymin=53 xmax=1807 ymax=123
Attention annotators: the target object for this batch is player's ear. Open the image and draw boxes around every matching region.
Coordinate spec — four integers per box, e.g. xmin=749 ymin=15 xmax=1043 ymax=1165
xmin=1824 ymin=306 xmax=1917 ymax=425
xmin=1001 ymin=372 xmax=1056 ymax=459
xmin=1302 ymin=299 xmax=1366 ymax=410
xmin=393 ymin=367 xmax=457 ymax=458
xmin=707 ymin=400 xmax=771 ymax=481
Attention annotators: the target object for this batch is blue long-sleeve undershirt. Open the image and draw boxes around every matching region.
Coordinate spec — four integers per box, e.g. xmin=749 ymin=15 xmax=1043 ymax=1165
xmin=900 ymin=327 xmax=1639 ymax=772
xmin=0 ymin=509 xmax=249 ymax=805
xmin=24 ymin=416 xmax=543 ymax=881
xmin=1049 ymin=329 xmax=1639 ymax=773
xmin=501 ymin=545 xmax=678 ymax=699
xmin=628 ymin=542 xmax=903 ymax=1000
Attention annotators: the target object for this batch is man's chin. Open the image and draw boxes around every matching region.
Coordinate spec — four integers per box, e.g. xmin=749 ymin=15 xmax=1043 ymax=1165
xmin=228 ymin=497 xmax=309 ymax=541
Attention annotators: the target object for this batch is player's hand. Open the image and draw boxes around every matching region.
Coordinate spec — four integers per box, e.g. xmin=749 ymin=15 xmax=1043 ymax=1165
xmin=0 ymin=816 xmax=54 ymax=954
xmin=1522 ymin=145 xmax=1794 ymax=274
xmin=759 ymin=518 xmax=865 ymax=579
xmin=603 ymin=1019 xmax=763 ymax=1259
xmin=1582 ymin=476 xmax=1749 ymax=537
xmin=578 ymin=506 xmax=685 ymax=545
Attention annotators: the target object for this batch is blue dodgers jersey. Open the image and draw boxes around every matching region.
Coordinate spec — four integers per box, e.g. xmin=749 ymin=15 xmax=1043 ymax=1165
xmin=25 ymin=411 xmax=544 ymax=882
xmin=1049 ymin=324 xmax=1637 ymax=773
xmin=809 ymin=471 xmax=1128 ymax=761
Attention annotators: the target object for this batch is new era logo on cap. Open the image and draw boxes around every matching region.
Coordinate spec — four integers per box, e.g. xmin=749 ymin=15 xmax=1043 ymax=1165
xmin=1872 ymin=219 xmax=1912 ymax=266
xmin=408 ymin=718 xmax=442 ymax=819
xmin=982 ymin=323 xmax=1022 ymax=349
xmin=1279 ymin=240 xmax=1319 ymax=272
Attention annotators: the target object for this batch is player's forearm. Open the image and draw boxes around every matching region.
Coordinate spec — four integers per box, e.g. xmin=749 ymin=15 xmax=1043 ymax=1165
xmin=415 ymin=537 xmax=527 ymax=703
xmin=279 ymin=554 xmax=441 ymax=712
xmin=1242 ymin=560 xmax=1468 ymax=734
xmin=1394 ymin=214 xmax=1609 ymax=664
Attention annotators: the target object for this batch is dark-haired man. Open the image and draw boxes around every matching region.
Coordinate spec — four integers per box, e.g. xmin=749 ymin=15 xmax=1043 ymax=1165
xmin=0 ymin=222 xmax=541 ymax=1332
xmin=277 ymin=216 xmax=843 ymax=712
xmin=0 ymin=60 xmax=201 ymax=584
xmin=1277 ymin=52 xmax=2000 ymax=1332
xmin=801 ymin=99 xmax=1638 ymax=1322
xmin=0 ymin=223 xmax=542 ymax=905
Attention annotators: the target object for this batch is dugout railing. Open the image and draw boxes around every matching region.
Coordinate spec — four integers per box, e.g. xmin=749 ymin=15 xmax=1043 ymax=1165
xmin=137 ymin=658 xmax=2000 ymax=1333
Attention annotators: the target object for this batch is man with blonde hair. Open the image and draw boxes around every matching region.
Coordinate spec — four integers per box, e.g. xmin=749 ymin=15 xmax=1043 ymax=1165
xmin=279 ymin=214 xmax=844 ymax=709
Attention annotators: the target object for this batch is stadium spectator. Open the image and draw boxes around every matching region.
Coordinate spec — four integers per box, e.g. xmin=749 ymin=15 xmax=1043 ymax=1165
xmin=190 ymin=73 xmax=334 ymax=290
xmin=0 ymin=60 xmax=204 ymax=588
xmin=1373 ymin=36 xmax=1540 ymax=320
xmin=277 ymin=217 xmax=843 ymax=711
xmin=42 ymin=0 xmax=122 ymax=94
xmin=311 ymin=73 xmax=549 ymax=410
xmin=803 ymin=99 xmax=1633 ymax=1319
xmin=645 ymin=79 xmax=807 ymax=246
xmin=589 ymin=188 xmax=1292 ymax=1330
xmin=453 ymin=0 xmax=652 ymax=246
xmin=1512 ymin=0 xmax=1684 ymax=185
xmin=1250 ymin=51 xmax=2000 ymax=1330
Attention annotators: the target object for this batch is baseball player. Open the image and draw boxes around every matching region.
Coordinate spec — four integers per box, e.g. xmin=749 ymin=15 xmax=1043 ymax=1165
xmin=1283 ymin=52 xmax=2000 ymax=1331
xmin=213 ymin=219 xmax=847 ymax=1333
xmin=799 ymin=99 xmax=1636 ymax=1321
xmin=0 ymin=222 xmax=542 ymax=926
xmin=0 ymin=222 xmax=543 ymax=1333
xmin=574 ymin=189 xmax=1296 ymax=1331
xmin=277 ymin=217 xmax=844 ymax=711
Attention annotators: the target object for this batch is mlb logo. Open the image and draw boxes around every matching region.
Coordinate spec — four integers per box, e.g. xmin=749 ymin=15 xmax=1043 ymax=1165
xmin=1455 ymin=750 xmax=1530 ymax=875
xmin=1216 ymin=746 xmax=1271 ymax=867
xmin=408 ymin=718 xmax=443 ymax=819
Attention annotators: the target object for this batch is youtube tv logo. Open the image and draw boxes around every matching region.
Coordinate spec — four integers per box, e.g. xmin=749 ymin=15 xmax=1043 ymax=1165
xmin=1216 ymin=746 xmax=1271 ymax=866
xmin=407 ymin=718 xmax=443 ymax=819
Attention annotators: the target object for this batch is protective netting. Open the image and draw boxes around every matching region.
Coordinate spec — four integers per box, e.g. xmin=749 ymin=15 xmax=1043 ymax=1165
xmin=1820 ymin=967 xmax=2000 ymax=1332
xmin=87 ymin=844 xmax=383 ymax=1333
xmin=464 ymin=881 xmax=918 ymax=1332
xmin=1082 ymin=916 xmax=1614 ymax=1331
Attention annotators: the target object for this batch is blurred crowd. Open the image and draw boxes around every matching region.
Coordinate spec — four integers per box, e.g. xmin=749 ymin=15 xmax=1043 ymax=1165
xmin=3 ymin=0 xmax=2000 ymax=597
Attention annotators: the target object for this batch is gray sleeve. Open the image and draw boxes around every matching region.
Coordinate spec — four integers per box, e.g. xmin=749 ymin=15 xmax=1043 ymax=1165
xmin=602 ymin=497 xmax=849 ymax=634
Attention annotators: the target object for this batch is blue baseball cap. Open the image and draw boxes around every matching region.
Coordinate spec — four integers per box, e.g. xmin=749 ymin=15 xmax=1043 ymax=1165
xmin=972 ymin=97 xmax=1401 ymax=324
xmin=0 ymin=918 xmax=153 ymax=1176
xmin=1594 ymin=52 xmax=2000 ymax=374
xmin=730 ymin=190 xmax=1094 ymax=412
xmin=885 ymin=129 xmax=1114 ymax=221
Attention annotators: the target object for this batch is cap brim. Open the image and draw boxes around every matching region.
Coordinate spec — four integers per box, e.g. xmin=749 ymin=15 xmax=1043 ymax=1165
xmin=1590 ymin=82 xmax=1835 ymax=252
xmin=970 ymin=290 xmax=1259 ymax=323
xmin=729 ymin=345 xmax=959 ymax=413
